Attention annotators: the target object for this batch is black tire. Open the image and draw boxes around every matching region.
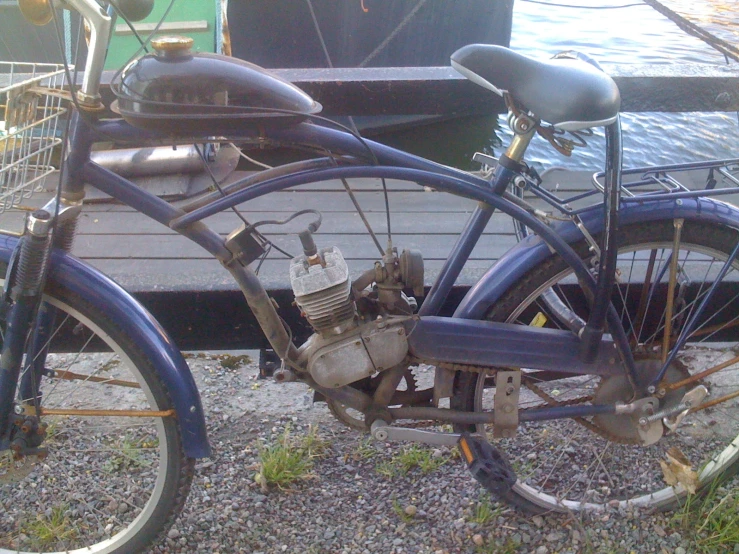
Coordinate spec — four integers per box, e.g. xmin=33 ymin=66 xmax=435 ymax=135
xmin=453 ymin=220 xmax=739 ymax=513
xmin=0 ymin=277 xmax=194 ymax=553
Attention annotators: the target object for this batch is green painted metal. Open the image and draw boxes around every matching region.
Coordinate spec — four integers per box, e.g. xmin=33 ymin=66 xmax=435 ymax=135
xmin=105 ymin=1 xmax=217 ymax=70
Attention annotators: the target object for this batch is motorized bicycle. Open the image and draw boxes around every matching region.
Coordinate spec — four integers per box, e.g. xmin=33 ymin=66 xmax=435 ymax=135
xmin=1 ymin=0 xmax=739 ymax=551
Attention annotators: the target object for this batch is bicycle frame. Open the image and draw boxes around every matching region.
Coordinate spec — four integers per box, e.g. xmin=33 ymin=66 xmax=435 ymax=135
xmin=3 ymin=92 xmax=739 ymax=453
xmin=3 ymin=0 xmax=739 ymax=458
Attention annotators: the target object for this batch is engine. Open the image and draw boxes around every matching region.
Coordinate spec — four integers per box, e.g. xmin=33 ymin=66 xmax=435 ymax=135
xmin=290 ymin=238 xmax=422 ymax=389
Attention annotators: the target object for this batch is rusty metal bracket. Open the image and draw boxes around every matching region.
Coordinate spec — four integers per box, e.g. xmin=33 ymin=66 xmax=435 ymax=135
xmin=493 ymin=370 xmax=520 ymax=438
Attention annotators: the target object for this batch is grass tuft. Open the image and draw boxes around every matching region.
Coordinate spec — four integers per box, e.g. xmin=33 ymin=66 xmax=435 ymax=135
xmin=257 ymin=426 xmax=329 ymax=491
xmin=470 ymin=494 xmax=501 ymax=525
xmin=20 ymin=504 xmax=78 ymax=550
xmin=672 ymin=485 xmax=739 ymax=553
xmin=376 ymin=445 xmax=449 ymax=478
xmin=218 ymin=354 xmax=252 ymax=370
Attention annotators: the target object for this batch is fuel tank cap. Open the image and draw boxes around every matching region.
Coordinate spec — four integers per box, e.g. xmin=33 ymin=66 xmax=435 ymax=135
xmin=151 ymin=36 xmax=194 ymax=57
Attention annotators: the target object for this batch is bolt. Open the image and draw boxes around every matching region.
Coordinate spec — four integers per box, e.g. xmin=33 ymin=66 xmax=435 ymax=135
xmin=657 ymin=388 xmax=667 ymax=398
xmin=397 ymin=328 xmax=404 ymax=335
xmin=647 ymin=386 xmax=656 ymax=394
xmin=355 ymin=341 xmax=361 ymax=346
xmin=190 ymin=406 xmax=196 ymax=413
xmin=638 ymin=417 xmax=648 ymax=427
xmin=505 ymin=385 xmax=515 ymax=395
xmin=676 ymin=199 xmax=683 ymax=206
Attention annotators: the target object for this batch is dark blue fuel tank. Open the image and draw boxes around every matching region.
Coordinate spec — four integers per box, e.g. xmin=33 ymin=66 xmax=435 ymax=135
xmin=112 ymin=36 xmax=322 ymax=135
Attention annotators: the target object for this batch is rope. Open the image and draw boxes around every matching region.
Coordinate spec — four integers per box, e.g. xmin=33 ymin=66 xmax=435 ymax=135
xmin=359 ymin=0 xmax=430 ymax=67
xmin=641 ymin=0 xmax=739 ymax=63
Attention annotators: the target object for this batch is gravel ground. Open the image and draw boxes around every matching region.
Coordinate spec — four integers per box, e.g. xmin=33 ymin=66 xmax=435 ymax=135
xmin=148 ymin=352 xmax=733 ymax=554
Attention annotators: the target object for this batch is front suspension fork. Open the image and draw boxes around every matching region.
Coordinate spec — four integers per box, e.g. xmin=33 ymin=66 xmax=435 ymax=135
xmin=0 ymin=211 xmax=54 ymax=444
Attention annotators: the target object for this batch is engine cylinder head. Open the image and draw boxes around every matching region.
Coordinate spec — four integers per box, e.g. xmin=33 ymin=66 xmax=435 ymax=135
xmin=290 ymin=246 xmax=356 ymax=335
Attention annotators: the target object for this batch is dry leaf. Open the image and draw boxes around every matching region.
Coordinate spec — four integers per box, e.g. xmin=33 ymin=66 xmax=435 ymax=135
xmin=659 ymin=447 xmax=699 ymax=494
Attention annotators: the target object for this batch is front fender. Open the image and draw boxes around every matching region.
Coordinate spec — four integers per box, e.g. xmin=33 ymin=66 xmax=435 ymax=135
xmin=0 ymin=234 xmax=211 ymax=458
xmin=455 ymin=196 xmax=739 ymax=320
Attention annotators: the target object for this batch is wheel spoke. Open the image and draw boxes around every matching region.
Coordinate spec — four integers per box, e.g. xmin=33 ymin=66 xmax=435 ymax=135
xmin=462 ymin=221 xmax=739 ymax=513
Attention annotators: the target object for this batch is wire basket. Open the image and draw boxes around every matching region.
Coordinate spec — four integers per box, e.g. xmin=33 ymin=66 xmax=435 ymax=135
xmin=0 ymin=62 xmax=68 ymax=214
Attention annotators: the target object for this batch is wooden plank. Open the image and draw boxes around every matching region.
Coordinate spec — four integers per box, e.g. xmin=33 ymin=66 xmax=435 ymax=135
xmin=70 ymin=233 xmax=517 ymax=261
xmin=79 ymin=257 xmax=507 ymax=293
xmin=113 ymin=21 xmax=209 ymax=35
xmin=64 ymin=211 xmax=516 ymax=236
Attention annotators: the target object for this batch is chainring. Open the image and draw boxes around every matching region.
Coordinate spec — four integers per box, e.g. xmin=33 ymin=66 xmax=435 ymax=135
xmin=325 ymin=366 xmax=422 ymax=430
xmin=592 ymin=357 xmax=690 ymax=444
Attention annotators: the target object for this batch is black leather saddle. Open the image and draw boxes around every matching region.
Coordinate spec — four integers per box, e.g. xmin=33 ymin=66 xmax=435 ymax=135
xmin=451 ymin=44 xmax=620 ymax=130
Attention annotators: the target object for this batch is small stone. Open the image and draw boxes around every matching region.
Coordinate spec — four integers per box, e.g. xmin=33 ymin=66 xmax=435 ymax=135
xmin=404 ymin=505 xmax=417 ymax=517
xmin=472 ymin=534 xmax=484 ymax=546
xmin=432 ymin=449 xmax=443 ymax=459
xmin=168 ymin=528 xmax=180 ymax=540
xmin=535 ymin=547 xmax=548 ymax=554
xmin=392 ymin=538 xmax=403 ymax=546
xmin=675 ymin=548 xmax=686 ymax=554
xmin=653 ymin=524 xmax=666 ymax=538
xmin=532 ymin=515 xmax=544 ymax=528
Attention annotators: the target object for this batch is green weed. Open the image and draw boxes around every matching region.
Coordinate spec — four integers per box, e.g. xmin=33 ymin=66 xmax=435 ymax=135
xmin=672 ymin=485 xmax=739 ymax=553
xmin=347 ymin=437 xmax=377 ymax=462
xmin=475 ymin=537 xmax=518 ymax=554
xmin=20 ymin=504 xmax=78 ymax=550
xmin=218 ymin=354 xmax=252 ymax=370
xmin=375 ymin=445 xmax=448 ymax=478
xmin=470 ymin=494 xmax=501 ymax=525
xmin=103 ymin=434 xmax=156 ymax=473
xmin=257 ymin=426 xmax=329 ymax=490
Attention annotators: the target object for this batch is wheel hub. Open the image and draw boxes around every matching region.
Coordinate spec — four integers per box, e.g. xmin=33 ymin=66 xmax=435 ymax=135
xmin=593 ymin=358 xmax=689 ymax=443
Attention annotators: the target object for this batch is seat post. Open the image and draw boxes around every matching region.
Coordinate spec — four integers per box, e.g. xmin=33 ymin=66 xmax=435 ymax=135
xmin=492 ymin=111 xmax=537 ymax=195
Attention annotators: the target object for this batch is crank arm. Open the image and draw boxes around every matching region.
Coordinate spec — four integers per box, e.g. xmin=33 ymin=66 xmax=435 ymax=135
xmin=370 ymin=420 xmax=470 ymax=447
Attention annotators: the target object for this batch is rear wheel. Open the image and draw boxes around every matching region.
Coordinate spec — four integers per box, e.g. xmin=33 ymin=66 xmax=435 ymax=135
xmin=453 ymin=220 xmax=739 ymax=512
xmin=0 ymin=278 xmax=194 ymax=553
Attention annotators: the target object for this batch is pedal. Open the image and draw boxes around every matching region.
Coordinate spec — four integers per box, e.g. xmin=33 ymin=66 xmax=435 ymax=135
xmin=458 ymin=433 xmax=517 ymax=496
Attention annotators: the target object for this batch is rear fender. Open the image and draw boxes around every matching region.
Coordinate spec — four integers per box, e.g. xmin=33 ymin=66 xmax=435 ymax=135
xmin=455 ymin=197 xmax=739 ymax=320
xmin=0 ymin=234 xmax=211 ymax=458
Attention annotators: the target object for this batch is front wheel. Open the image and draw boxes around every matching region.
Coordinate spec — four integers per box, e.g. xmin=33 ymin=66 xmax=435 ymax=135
xmin=0 ymin=278 xmax=194 ymax=553
xmin=453 ymin=220 xmax=739 ymax=513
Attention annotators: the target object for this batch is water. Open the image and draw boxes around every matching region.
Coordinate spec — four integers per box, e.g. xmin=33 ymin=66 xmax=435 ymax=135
xmin=500 ymin=0 xmax=739 ymax=170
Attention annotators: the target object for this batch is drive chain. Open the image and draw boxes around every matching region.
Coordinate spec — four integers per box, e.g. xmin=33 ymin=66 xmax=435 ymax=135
xmin=435 ymin=362 xmax=639 ymax=444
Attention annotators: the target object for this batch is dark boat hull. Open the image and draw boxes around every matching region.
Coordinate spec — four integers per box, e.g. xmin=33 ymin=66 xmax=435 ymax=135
xmin=227 ymin=0 xmax=513 ymax=69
